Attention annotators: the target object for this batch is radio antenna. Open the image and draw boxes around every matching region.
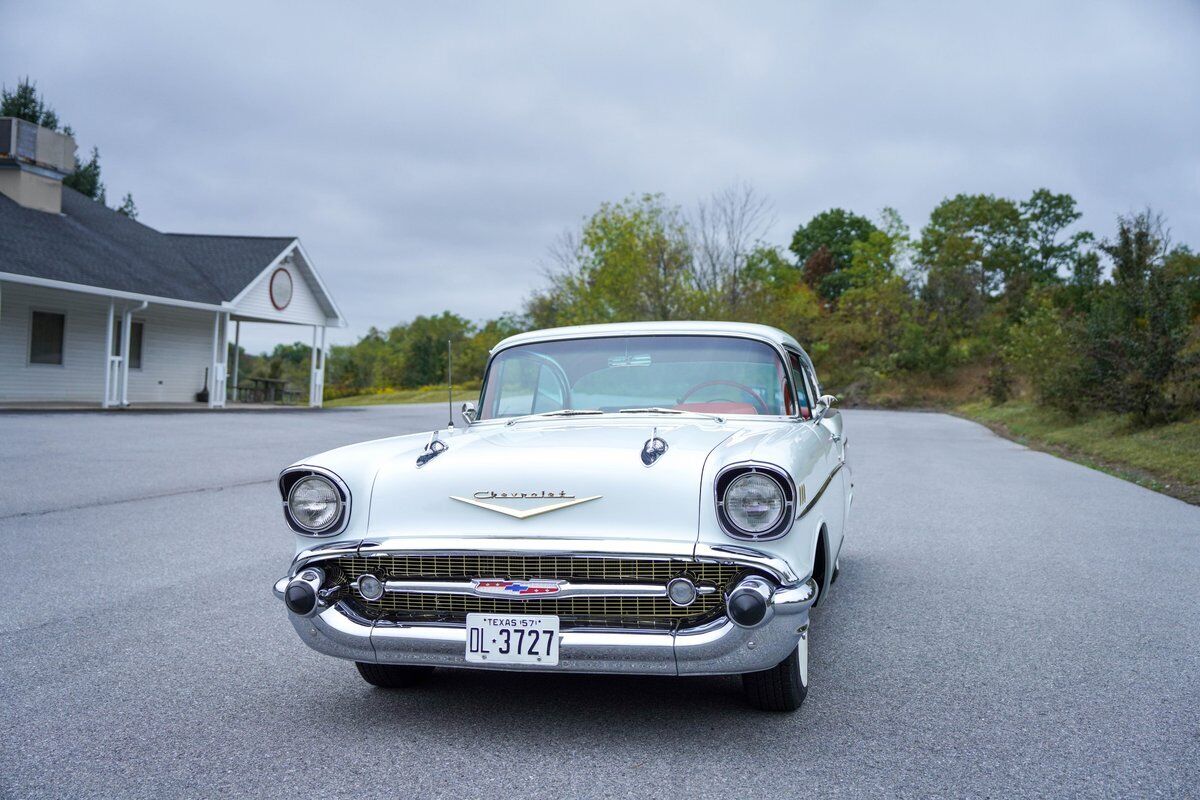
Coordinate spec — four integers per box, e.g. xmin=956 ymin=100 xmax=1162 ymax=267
xmin=447 ymin=338 xmax=454 ymax=429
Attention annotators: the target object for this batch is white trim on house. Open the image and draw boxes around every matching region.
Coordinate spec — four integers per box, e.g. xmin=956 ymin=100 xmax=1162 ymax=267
xmin=293 ymin=240 xmax=347 ymax=326
xmin=0 ymin=270 xmax=229 ymax=313
xmin=225 ymin=240 xmax=297 ymax=307
xmin=223 ymin=240 xmax=346 ymax=327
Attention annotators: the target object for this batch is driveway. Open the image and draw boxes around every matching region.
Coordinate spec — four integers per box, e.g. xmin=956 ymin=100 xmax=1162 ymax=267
xmin=1 ymin=407 xmax=1197 ymax=798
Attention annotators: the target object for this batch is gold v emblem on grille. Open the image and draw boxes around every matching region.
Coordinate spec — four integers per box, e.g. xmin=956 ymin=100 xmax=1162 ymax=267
xmin=449 ymin=494 xmax=602 ymax=519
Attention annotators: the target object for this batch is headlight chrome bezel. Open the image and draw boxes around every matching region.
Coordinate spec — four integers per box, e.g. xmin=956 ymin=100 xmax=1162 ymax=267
xmin=715 ymin=462 xmax=796 ymax=541
xmin=279 ymin=466 xmax=351 ymax=536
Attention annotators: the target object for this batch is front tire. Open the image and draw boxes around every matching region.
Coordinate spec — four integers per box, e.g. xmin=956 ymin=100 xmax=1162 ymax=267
xmin=355 ymin=662 xmax=434 ymax=688
xmin=741 ymin=636 xmax=808 ymax=712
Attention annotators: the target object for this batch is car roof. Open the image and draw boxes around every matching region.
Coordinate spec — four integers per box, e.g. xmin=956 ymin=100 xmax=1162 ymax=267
xmin=492 ymin=321 xmax=813 ymax=366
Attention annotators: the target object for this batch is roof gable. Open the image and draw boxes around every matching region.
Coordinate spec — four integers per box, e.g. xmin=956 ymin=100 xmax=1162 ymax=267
xmin=0 ymin=187 xmax=339 ymax=324
xmin=0 ymin=187 xmax=227 ymax=302
xmin=164 ymin=233 xmax=296 ymax=301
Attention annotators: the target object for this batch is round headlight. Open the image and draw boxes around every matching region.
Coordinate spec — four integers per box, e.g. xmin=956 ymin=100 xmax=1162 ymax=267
xmin=723 ymin=472 xmax=785 ymax=534
xmin=287 ymin=476 xmax=341 ymax=532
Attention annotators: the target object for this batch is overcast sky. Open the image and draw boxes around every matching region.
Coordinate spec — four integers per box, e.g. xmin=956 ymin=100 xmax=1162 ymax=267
xmin=4 ymin=1 xmax=1198 ymax=353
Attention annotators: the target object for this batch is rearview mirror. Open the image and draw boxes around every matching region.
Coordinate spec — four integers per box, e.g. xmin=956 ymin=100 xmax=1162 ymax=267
xmin=458 ymin=401 xmax=477 ymax=427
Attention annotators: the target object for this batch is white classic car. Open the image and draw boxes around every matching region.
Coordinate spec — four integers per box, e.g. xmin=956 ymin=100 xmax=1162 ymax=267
xmin=274 ymin=321 xmax=850 ymax=711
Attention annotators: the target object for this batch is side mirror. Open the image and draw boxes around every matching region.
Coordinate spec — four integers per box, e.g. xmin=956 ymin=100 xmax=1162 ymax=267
xmin=458 ymin=401 xmax=477 ymax=427
xmin=813 ymin=394 xmax=838 ymax=422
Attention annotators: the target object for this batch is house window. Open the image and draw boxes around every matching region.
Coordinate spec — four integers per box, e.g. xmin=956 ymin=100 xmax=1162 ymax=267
xmin=29 ymin=311 xmax=65 ymax=365
xmin=113 ymin=320 xmax=145 ymax=369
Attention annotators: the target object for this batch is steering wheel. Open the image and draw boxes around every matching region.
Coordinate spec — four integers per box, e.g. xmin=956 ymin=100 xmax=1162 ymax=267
xmin=677 ymin=380 xmax=770 ymax=415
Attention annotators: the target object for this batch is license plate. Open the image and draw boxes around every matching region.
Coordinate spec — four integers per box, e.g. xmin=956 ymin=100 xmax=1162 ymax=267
xmin=465 ymin=613 xmax=560 ymax=666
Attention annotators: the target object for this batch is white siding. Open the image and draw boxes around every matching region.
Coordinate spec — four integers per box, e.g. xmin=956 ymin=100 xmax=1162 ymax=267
xmin=0 ymin=281 xmax=218 ymax=403
xmin=125 ymin=303 xmax=216 ymax=403
xmin=232 ymin=255 xmax=331 ymax=326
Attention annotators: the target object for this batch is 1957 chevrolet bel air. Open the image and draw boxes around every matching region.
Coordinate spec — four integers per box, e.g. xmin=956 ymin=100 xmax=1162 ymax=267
xmin=273 ymin=321 xmax=850 ymax=711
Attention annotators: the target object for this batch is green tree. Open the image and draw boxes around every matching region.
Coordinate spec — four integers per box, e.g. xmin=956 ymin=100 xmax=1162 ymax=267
xmin=529 ymin=194 xmax=697 ymax=325
xmin=62 ymin=141 xmax=106 ymax=201
xmin=397 ymin=312 xmax=477 ymax=388
xmin=116 ymin=192 xmax=138 ymax=219
xmin=1021 ymin=189 xmax=1092 ymax=281
xmin=788 ymin=208 xmax=878 ymax=302
xmin=1 ymin=77 xmax=59 ymax=128
xmin=917 ymin=193 xmax=1024 ymax=335
xmin=1095 ymin=212 xmax=1191 ymax=423
xmin=2 ymin=76 xmax=127 ymax=206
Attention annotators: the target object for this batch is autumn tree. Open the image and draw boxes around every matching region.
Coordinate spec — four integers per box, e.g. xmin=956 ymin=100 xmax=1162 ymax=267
xmin=789 ymin=209 xmax=878 ymax=303
xmin=529 ymin=194 xmax=697 ymax=325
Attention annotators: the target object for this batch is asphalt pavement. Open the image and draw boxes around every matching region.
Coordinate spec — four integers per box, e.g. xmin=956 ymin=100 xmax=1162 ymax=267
xmin=1 ymin=406 xmax=1197 ymax=799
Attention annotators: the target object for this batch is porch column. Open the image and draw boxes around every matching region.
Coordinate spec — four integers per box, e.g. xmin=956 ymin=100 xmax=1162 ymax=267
xmin=118 ymin=302 xmax=143 ymax=407
xmin=230 ymin=320 xmax=240 ymax=404
xmin=102 ymin=299 xmax=115 ymax=408
xmin=208 ymin=312 xmax=229 ymax=409
xmin=309 ymin=325 xmax=326 ymax=408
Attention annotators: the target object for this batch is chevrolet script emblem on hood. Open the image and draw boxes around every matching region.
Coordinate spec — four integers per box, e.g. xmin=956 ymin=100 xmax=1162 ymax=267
xmin=449 ymin=490 xmax=602 ymax=519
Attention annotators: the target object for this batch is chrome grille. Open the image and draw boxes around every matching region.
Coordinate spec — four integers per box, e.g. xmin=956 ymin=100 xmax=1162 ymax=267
xmin=323 ymin=555 xmax=741 ymax=629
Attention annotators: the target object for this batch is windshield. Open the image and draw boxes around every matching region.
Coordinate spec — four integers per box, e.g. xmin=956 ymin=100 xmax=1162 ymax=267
xmin=479 ymin=335 xmax=801 ymax=420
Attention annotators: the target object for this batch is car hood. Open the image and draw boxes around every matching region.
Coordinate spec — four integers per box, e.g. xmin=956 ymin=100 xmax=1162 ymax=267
xmin=365 ymin=418 xmax=735 ymax=544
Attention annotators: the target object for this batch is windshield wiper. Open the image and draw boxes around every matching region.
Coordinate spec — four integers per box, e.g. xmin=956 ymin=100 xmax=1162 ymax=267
xmin=617 ymin=407 xmax=725 ymax=423
xmin=505 ymin=409 xmax=605 ymax=426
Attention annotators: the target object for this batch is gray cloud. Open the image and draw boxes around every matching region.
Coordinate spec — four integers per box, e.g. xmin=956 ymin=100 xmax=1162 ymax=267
xmin=4 ymin=0 xmax=1198 ymax=353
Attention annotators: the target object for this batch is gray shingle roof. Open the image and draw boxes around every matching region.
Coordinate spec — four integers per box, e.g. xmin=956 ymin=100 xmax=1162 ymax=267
xmin=0 ymin=186 xmax=295 ymax=305
xmin=164 ymin=233 xmax=296 ymax=301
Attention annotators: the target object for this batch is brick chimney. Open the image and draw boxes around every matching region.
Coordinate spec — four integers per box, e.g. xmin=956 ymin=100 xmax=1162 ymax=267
xmin=0 ymin=117 xmax=76 ymax=214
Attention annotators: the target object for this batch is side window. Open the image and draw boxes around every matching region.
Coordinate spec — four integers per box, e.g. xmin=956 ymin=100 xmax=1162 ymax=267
xmin=786 ymin=351 xmax=812 ymax=419
xmin=30 ymin=311 xmax=65 ymax=365
xmin=493 ymin=358 xmax=566 ymax=417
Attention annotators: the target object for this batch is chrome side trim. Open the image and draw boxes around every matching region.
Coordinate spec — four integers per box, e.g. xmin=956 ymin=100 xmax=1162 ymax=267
xmin=797 ymin=462 xmax=843 ymax=519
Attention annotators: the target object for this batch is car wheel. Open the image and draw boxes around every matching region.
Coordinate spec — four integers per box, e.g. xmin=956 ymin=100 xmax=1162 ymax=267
xmin=355 ymin=662 xmax=434 ymax=688
xmin=741 ymin=635 xmax=808 ymax=712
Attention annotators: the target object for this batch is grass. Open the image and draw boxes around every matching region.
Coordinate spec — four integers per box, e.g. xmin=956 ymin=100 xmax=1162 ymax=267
xmin=325 ymin=384 xmax=479 ymax=408
xmin=957 ymin=401 xmax=1200 ymax=505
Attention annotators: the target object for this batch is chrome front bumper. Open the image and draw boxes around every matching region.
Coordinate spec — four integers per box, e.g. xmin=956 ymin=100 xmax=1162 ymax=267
xmin=275 ymin=577 xmax=818 ymax=676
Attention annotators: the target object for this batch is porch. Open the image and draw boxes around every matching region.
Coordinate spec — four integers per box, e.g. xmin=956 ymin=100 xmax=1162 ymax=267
xmin=0 ymin=279 xmax=329 ymax=409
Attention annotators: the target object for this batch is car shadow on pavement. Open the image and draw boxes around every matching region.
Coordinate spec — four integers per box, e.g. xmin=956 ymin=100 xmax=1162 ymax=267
xmin=305 ymin=603 xmax=836 ymax=738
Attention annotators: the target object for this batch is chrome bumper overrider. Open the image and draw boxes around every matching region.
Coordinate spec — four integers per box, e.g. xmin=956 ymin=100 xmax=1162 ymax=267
xmin=274 ymin=571 xmax=818 ymax=676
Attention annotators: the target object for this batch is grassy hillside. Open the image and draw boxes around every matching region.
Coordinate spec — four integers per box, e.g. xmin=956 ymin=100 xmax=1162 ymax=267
xmin=325 ymin=384 xmax=479 ymax=408
xmin=958 ymin=401 xmax=1200 ymax=505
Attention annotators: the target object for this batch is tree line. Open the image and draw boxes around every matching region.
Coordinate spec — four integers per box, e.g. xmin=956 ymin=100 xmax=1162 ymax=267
xmin=321 ymin=184 xmax=1199 ymax=425
xmin=2 ymin=77 xmax=137 ymax=217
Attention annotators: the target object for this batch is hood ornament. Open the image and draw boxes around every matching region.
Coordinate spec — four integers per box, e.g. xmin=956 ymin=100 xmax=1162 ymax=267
xmin=449 ymin=492 xmax=602 ymax=519
xmin=416 ymin=431 xmax=449 ymax=467
xmin=641 ymin=427 xmax=668 ymax=466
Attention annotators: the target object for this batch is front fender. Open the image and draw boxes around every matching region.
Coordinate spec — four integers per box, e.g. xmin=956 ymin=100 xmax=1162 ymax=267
xmin=697 ymin=421 xmax=843 ymax=588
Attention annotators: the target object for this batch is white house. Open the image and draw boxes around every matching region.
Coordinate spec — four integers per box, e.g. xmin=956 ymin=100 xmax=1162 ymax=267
xmin=0 ymin=117 xmax=346 ymax=408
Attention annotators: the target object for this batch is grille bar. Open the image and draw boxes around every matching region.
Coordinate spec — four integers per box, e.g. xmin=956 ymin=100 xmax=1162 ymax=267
xmin=321 ymin=554 xmax=742 ymax=629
